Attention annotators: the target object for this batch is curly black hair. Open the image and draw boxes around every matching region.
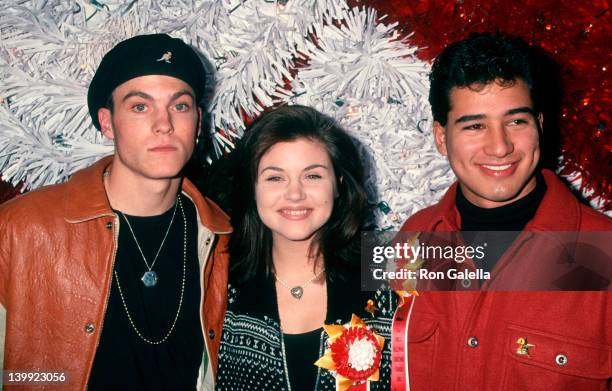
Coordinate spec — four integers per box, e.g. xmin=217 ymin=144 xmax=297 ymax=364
xmin=429 ymin=32 xmax=544 ymax=126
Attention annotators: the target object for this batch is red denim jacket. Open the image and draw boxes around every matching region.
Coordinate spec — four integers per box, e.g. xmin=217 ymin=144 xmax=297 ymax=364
xmin=398 ymin=170 xmax=612 ymax=390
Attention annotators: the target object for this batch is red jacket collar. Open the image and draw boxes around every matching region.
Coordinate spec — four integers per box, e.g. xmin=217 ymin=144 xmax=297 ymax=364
xmin=417 ymin=170 xmax=581 ymax=232
xmin=63 ymin=155 xmax=231 ymax=234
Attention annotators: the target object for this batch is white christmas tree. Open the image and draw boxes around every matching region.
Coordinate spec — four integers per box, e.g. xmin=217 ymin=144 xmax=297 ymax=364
xmin=0 ymin=0 xmax=458 ymax=228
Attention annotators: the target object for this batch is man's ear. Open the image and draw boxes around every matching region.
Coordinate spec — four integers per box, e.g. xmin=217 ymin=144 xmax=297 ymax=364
xmin=98 ymin=108 xmax=114 ymax=140
xmin=433 ymin=121 xmax=448 ymax=156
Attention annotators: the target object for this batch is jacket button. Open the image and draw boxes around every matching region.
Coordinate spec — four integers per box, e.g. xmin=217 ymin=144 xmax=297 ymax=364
xmin=555 ymin=354 xmax=568 ymax=366
xmin=467 ymin=336 xmax=479 ymax=348
xmin=85 ymin=323 xmax=96 ymax=333
xmin=106 ymin=222 xmax=113 ymax=229
xmin=208 ymin=329 xmax=215 ymax=339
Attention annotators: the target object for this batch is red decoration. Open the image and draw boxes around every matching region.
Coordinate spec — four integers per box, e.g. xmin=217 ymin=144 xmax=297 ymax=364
xmin=315 ymin=314 xmax=385 ymax=390
xmin=352 ymin=0 xmax=611 ymax=211
xmin=331 ymin=326 xmax=382 ymax=381
xmin=2 ymin=2 xmax=609 ymax=211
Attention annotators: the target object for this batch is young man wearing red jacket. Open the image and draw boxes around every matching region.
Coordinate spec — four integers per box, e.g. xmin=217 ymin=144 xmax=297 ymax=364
xmin=0 ymin=34 xmax=231 ymax=390
xmin=392 ymin=32 xmax=612 ymax=390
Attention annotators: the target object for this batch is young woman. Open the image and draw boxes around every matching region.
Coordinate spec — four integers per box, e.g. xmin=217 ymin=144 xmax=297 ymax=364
xmin=215 ymin=105 xmax=397 ymax=390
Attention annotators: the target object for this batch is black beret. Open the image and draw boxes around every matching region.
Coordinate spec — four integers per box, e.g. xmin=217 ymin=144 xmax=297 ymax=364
xmin=87 ymin=33 xmax=206 ymax=130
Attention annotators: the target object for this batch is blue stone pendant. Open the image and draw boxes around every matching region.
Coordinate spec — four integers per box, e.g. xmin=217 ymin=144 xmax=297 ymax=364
xmin=141 ymin=271 xmax=158 ymax=287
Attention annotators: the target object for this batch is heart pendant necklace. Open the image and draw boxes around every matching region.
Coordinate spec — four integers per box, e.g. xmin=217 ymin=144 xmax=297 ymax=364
xmin=274 ymin=269 xmax=325 ymax=299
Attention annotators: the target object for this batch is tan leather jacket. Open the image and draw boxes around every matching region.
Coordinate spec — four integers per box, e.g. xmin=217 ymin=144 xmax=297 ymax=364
xmin=0 ymin=156 xmax=231 ymax=390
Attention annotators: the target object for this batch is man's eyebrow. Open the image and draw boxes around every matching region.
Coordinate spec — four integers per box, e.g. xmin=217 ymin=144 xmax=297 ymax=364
xmin=455 ymin=114 xmax=485 ymax=124
xmin=121 ymin=89 xmax=195 ymax=102
xmin=171 ymin=89 xmax=195 ymax=101
xmin=454 ymin=107 xmax=536 ymax=124
xmin=122 ymin=91 xmax=153 ymax=102
xmin=506 ymin=107 xmax=535 ymax=116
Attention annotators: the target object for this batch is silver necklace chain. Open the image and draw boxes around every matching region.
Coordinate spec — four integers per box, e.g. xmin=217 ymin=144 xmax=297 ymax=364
xmin=274 ymin=268 xmax=325 ymax=299
xmin=114 ymin=195 xmax=187 ymax=345
xmin=120 ymin=197 xmax=178 ymax=272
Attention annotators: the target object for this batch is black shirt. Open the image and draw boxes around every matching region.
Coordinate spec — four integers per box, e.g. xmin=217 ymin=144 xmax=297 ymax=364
xmin=217 ymin=266 xmax=396 ymax=390
xmin=283 ymin=328 xmax=322 ymax=391
xmin=457 ymin=173 xmax=547 ymax=273
xmin=88 ymin=195 xmax=204 ymax=390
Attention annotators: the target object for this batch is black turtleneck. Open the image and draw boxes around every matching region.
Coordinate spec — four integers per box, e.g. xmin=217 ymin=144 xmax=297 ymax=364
xmin=457 ymin=173 xmax=547 ymax=274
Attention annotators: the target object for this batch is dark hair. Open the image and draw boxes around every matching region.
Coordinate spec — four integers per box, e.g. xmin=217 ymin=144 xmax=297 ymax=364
xmin=429 ymin=32 xmax=544 ymax=126
xmin=229 ymin=105 xmax=367 ymax=284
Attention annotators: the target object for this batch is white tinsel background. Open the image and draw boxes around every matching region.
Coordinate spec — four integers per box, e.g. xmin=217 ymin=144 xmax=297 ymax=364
xmin=0 ymin=0 xmax=457 ymax=230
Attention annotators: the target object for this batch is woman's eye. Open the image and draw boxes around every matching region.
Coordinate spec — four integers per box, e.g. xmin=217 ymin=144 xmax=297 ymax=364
xmin=265 ymin=176 xmax=283 ymax=182
xmin=305 ymin=174 xmax=322 ymax=180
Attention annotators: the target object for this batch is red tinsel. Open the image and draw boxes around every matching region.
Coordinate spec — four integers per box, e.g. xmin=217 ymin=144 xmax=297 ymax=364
xmin=353 ymin=0 xmax=611 ymax=211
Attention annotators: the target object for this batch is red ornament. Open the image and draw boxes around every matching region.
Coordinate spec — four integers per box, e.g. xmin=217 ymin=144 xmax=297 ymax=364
xmin=330 ymin=326 xmax=382 ymax=381
xmin=315 ymin=314 xmax=385 ymax=390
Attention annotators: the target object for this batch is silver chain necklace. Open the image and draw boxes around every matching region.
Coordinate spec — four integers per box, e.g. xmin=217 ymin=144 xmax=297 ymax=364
xmin=274 ymin=268 xmax=325 ymax=299
xmin=114 ymin=194 xmax=187 ymax=345
xmin=119 ymin=197 xmax=178 ymax=287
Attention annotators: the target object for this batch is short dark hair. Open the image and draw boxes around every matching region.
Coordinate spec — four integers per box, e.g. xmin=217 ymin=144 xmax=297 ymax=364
xmin=229 ymin=104 xmax=367 ymax=284
xmin=429 ymin=32 xmax=543 ymax=126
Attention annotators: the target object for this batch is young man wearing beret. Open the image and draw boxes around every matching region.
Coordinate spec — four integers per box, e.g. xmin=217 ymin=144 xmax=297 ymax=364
xmin=392 ymin=33 xmax=611 ymax=389
xmin=0 ymin=34 xmax=230 ymax=390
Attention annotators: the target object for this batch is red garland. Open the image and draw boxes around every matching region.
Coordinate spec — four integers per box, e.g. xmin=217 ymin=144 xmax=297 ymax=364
xmin=352 ymin=0 xmax=611 ymax=211
xmin=330 ymin=326 xmax=382 ymax=381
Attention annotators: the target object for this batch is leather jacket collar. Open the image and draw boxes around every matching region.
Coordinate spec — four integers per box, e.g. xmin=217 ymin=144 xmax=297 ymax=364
xmin=63 ymin=155 xmax=231 ymax=234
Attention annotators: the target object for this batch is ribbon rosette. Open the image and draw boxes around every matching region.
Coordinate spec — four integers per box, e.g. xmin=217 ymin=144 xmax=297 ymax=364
xmin=315 ymin=314 xmax=384 ymax=390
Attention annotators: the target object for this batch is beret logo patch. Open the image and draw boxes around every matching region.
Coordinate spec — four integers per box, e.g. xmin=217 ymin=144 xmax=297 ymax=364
xmin=156 ymin=51 xmax=172 ymax=63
